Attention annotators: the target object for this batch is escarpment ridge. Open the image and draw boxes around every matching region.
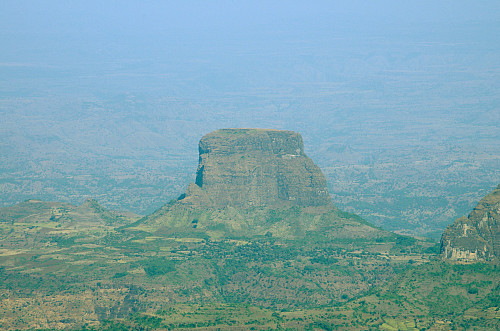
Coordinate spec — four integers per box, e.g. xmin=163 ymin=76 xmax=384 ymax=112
xmin=441 ymin=184 xmax=500 ymax=262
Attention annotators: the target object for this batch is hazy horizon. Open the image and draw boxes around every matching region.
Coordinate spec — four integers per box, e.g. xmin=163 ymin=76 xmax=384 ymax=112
xmin=1 ymin=1 xmax=499 ymax=238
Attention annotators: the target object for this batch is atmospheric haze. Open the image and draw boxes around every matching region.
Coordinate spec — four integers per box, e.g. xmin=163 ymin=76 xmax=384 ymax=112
xmin=1 ymin=1 xmax=499 ymax=238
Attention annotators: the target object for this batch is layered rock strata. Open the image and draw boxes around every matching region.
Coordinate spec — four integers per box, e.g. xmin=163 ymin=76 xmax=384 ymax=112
xmin=441 ymin=184 xmax=500 ymax=262
xmin=178 ymin=129 xmax=332 ymax=209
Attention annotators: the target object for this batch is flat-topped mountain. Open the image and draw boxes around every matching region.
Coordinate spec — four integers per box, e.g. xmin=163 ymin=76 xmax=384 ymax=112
xmin=137 ymin=129 xmax=384 ymax=239
xmin=441 ymin=184 xmax=500 ymax=262
xmin=181 ymin=128 xmax=332 ymax=209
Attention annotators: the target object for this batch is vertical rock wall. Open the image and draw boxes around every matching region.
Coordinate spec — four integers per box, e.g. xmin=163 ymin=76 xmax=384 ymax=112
xmin=180 ymin=129 xmax=332 ymax=209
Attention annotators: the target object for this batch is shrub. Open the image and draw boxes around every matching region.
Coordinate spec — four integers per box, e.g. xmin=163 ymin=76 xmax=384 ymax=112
xmin=141 ymin=258 xmax=176 ymax=277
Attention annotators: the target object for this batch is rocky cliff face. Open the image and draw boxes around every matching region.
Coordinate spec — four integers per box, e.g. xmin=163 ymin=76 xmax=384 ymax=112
xmin=136 ymin=129 xmax=387 ymax=239
xmin=441 ymin=184 xmax=500 ymax=262
xmin=179 ymin=129 xmax=332 ymax=209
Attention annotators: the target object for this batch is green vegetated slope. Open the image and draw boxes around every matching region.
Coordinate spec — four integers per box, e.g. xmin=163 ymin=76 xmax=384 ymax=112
xmin=133 ymin=201 xmax=382 ymax=241
xmin=0 ymin=198 xmax=497 ymax=330
xmin=74 ymin=262 xmax=499 ymax=331
xmin=81 ymin=262 xmax=500 ymax=331
xmin=314 ymin=261 xmax=500 ymax=330
xmin=0 ymin=198 xmax=437 ymax=330
xmin=113 ymin=183 xmax=499 ymax=331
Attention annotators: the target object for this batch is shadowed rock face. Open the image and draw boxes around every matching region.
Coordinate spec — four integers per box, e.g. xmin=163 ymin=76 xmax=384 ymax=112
xmin=180 ymin=129 xmax=332 ymax=209
xmin=441 ymin=184 xmax=500 ymax=262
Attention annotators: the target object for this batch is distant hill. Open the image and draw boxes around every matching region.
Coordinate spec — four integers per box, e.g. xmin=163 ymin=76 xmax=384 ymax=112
xmin=0 ymin=198 xmax=140 ymax=226
xmin=0 ymin=198 xmax=140 ymax=251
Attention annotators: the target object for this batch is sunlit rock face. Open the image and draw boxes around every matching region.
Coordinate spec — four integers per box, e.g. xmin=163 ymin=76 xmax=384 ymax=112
xmin=136 ymin=129 xmax=388 ymax=239
xmin=180 ymin=128 xmax=332 ymax=209
xmin=441 ymin=184 xmax=500 ymax=262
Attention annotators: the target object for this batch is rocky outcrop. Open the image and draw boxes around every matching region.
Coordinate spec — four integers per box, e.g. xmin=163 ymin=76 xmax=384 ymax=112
xmin=137 ymin=129 xmax=388 ymax=239
xmin=179 ymin=129 xmax=332 ymax=209
xmin=441 ymin=184 xmax=500 ymax=262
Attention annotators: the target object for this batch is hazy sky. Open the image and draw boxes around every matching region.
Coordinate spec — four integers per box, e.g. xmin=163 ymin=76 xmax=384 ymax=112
xmin=2 ymin=1 xmax=500 ymax=34
xmin=2 ymin=0 xmax=499 ymax=158
xmin=2 ymin=1 xmax=499 ymax=67
xmin=1 ymin=1 xmax=499 ymax=229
